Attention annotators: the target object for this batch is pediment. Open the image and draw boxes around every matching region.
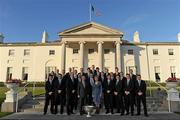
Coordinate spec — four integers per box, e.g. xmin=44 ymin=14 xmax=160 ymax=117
xmin=59 ymin=22 xmax=123 ymax=36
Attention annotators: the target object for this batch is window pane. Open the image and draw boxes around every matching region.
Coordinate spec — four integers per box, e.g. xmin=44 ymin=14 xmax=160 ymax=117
xmin=104 ymin=49 xmax=110 ymax=54
xmin=168 ymin=49 xmax=174 ymax=55
xmin=153 ymin=49 xmax=158 ymax=55
xmin=88 ymin=49 xmax=94 ymax=54
xmin=49 ymin=50 xmax=55 ymax=55
xmin=9 ymin=49 xmax=15 ymax=56
xmin=7 ymin=67 xmax=13 ymax=80
xmin=22 ymin=67 xmax=28 ymax=80
xmin=73 ymin=49 xmax=79 ymax=54
xmin=128 ymin=49 xmax=133 ymax=55
xmin=154 ymin=66 xmax=160 ymax=82
xmin=24 ymin=49 xmax=30 ymax=56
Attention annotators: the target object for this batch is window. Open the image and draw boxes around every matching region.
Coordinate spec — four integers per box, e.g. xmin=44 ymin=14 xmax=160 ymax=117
xmin=170 ymin=66 xmax=176 ymax=78
xmin=8 ymin=49 xmax=15 ymax=56
xmin=6 ymin=67 xmax=13 ymax=80
xmin=104 ymin=49 xmax=110 ymax=54
xmin=49 ymin=50 xmax=55 ymax=55
xmin=153 ymin=49 xmax=158 ymax=55
xmin=154 ymin=66 xmax=161 ymax=82
xmin=168 ymin=49 xmax=174 ymax=55
xmin=88 ymin=49 xmax=94 ymax=54
xmin=128 ymin=49 xmax=133 ymax=55
xmin=45 ymin=66 xmax=57 ymax=79
xmin=73 ymin=49 xmax=79 ymax=54
xmin=24 ymin=49 xmax=30 ymax=56
xmin=22 ymin=67 xmax=28 ymax=81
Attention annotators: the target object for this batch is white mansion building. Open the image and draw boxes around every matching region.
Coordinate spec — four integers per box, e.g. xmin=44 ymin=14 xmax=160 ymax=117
xmin=0 ymin=22 xmax=180 ymax=82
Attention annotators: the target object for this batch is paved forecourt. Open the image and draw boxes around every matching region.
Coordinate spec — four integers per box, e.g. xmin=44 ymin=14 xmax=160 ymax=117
xmin=1 ymin=112 xmax=180 ymax=120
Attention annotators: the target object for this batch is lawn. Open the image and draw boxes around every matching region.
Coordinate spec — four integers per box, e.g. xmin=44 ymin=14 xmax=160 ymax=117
xmin=0 ymin=86 xmax=45 ymax=118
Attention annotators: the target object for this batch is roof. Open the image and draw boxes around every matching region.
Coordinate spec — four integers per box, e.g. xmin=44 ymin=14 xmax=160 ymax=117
xmin=58 ymin=21 xmax=124 ymax=37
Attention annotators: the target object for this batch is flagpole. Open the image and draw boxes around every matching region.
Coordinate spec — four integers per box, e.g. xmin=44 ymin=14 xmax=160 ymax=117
xmin=89 ymin=3 xmax=91 ymax=21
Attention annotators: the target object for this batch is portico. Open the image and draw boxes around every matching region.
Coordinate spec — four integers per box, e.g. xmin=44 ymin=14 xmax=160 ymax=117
xmin=59 ymin=22 xmax=123 ymax=72
xmin=59 ymin=22 xmax=123 ymax=71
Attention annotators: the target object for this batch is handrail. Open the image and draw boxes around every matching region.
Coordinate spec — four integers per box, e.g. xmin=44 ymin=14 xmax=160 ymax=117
xmin=15 ymin=82 xmax=30 ymax=113
xmin=149 ymin=81 xmax=171 ymax=113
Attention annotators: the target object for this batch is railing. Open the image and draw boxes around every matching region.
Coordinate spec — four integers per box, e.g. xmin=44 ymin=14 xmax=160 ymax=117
xmin=15 ymin=82 xmax=30 ymax=113
xmin=149 ymin=81 xmax=171 ymax=113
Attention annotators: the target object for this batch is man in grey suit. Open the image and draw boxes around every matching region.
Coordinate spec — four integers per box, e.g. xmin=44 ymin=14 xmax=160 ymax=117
xmin=77 ymin=75 xmax=90 ymax=115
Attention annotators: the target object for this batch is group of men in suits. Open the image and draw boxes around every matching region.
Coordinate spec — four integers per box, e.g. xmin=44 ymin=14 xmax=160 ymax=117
xmin=44 ymin=65 xmax=148 ymax=117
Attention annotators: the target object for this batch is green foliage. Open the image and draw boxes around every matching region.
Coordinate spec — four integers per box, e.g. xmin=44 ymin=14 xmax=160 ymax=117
xmin=20 ymin=82 xmax=45 ymax=87
xmin=0 ymin=112 xmax=12 ymax=118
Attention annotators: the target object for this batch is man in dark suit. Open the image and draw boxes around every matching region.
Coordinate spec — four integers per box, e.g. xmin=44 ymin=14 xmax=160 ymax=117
xmin=44 ymin=74 xmax=56 ymax=115
xmin=124 ymin=74 xmax=134 ymax=116
xmin=65 ymin=72 xmax=78 ymax=115
xmin=91 ymin=65 xmax=97 ymax=76
xmin=129 ymin=69 xmax=137 ymax=107
xmin=77 ymin=75 xmax=90 ymax=115
xmin=104 ymin=74 xmax=114 ymax=114
xmin=135 ymin=74 xmax=148 ymax=117
xmin=114 ymin=75 xmax=125 ymax=115
xmin=78 ymin=68 xmax=86 ymax=77
xmin=104 ymin=67 xmax=109 ymax=79
xmin=56 ymin=73 xmax=66 ymax=114
xmin=84 ymin=67 xmax=93 ymax=105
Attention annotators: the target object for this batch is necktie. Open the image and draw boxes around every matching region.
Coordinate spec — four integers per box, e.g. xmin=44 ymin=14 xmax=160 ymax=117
xmin=127 ymin=79 xmax=129 ymax=86
xmin=59 ymin=79 xmax=61 ymax=85
xmin=138 ymin=80 xmax=141 ymax=86
xmin=116 ymin=80 xmax=118 ymax=85
xmin=108 ymin=80 xmax=110 ymax=85
xmin=82 ymin=81 xmax=85 ymax=88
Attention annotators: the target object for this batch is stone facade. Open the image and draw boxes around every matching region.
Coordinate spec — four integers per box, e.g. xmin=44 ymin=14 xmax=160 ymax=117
xmin=0 ymin=22 xmax=180 ymax=82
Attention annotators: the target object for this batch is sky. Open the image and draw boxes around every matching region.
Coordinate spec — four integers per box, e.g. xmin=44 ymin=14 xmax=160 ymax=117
xmin=0 ymin=0 xmax=180 ymax=43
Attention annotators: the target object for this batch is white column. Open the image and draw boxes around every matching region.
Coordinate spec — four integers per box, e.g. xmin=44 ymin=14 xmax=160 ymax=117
xmin=97 ymin=41 xmax=104 ymax=71
xmin=61 ymin=41 xmax=66 ymax=72
xmin=115 ymin=41 xmax=121 ymax=71
xmin=79 ymin=41 xmax=85 ymax=69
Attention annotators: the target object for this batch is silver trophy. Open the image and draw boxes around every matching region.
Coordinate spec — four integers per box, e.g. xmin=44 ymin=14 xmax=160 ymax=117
xmin=84 ymin=105 xmax=95 ymax=117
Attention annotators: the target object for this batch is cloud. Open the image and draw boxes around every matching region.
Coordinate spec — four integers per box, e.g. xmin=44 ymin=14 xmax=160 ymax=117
xmin=123 ymin=14 xmax=149 ymax=26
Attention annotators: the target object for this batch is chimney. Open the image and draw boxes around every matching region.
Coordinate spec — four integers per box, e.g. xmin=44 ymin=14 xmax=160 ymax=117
xmin=133 ymin=31 xmax=140 ymax=43
xmin=0 ymin=33 xmax=4 ymax=43
xmin=178 ymin=33 xmax=180 ymax=42
xmin=41 ymin=30 xmax=48 ymax=43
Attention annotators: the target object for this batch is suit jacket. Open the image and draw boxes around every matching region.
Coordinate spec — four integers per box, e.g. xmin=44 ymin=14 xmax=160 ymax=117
xmin=103 ymin=79 xmax=114 ymax=95
xmin=135 ymin=80 xmax=146 ymax=96
xmin=77 ymin=80 xmax=90 ymax=98
xmin=123 ymin=78 xmax=134 ymax=94
xmin=65 ymin=73 xmax=78 ymax=96
xmin=130 ymin=74 xmax=137 ymax=82
xmin=45 ymin=79 xmax=56 ymax=96
xmin=58 ymin=75 xmax=66 ymax=96
xmin=92 ymin=69 xmax=97 ymax=76
xmin=114 ymin=79 xmax=124 ymax=95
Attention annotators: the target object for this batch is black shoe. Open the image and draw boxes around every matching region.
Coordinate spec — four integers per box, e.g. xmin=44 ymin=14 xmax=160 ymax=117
xmin=71 ymin=111 xmax=75 ymax=114
xmin=111 ymin=111 xmax=114 ymax=114
xmin=67 ymin=112 xmax=71 ymax=115
xmin=43 ymin=112 xmax=46 ymax=115
xmin=145 ymin=114 xmax=149 ymax=117
xmin=121 ymin=113 xmax=124 ymax=116
xmin=136 ymin=113 xmax=140 ymax=116
xmin=106 ymin=110 xmax=109 ymax=114
xmin=131 ymin=113 xmax=134 ymax=116
xmin=116 ymin=109 xmax=120 ymax=113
